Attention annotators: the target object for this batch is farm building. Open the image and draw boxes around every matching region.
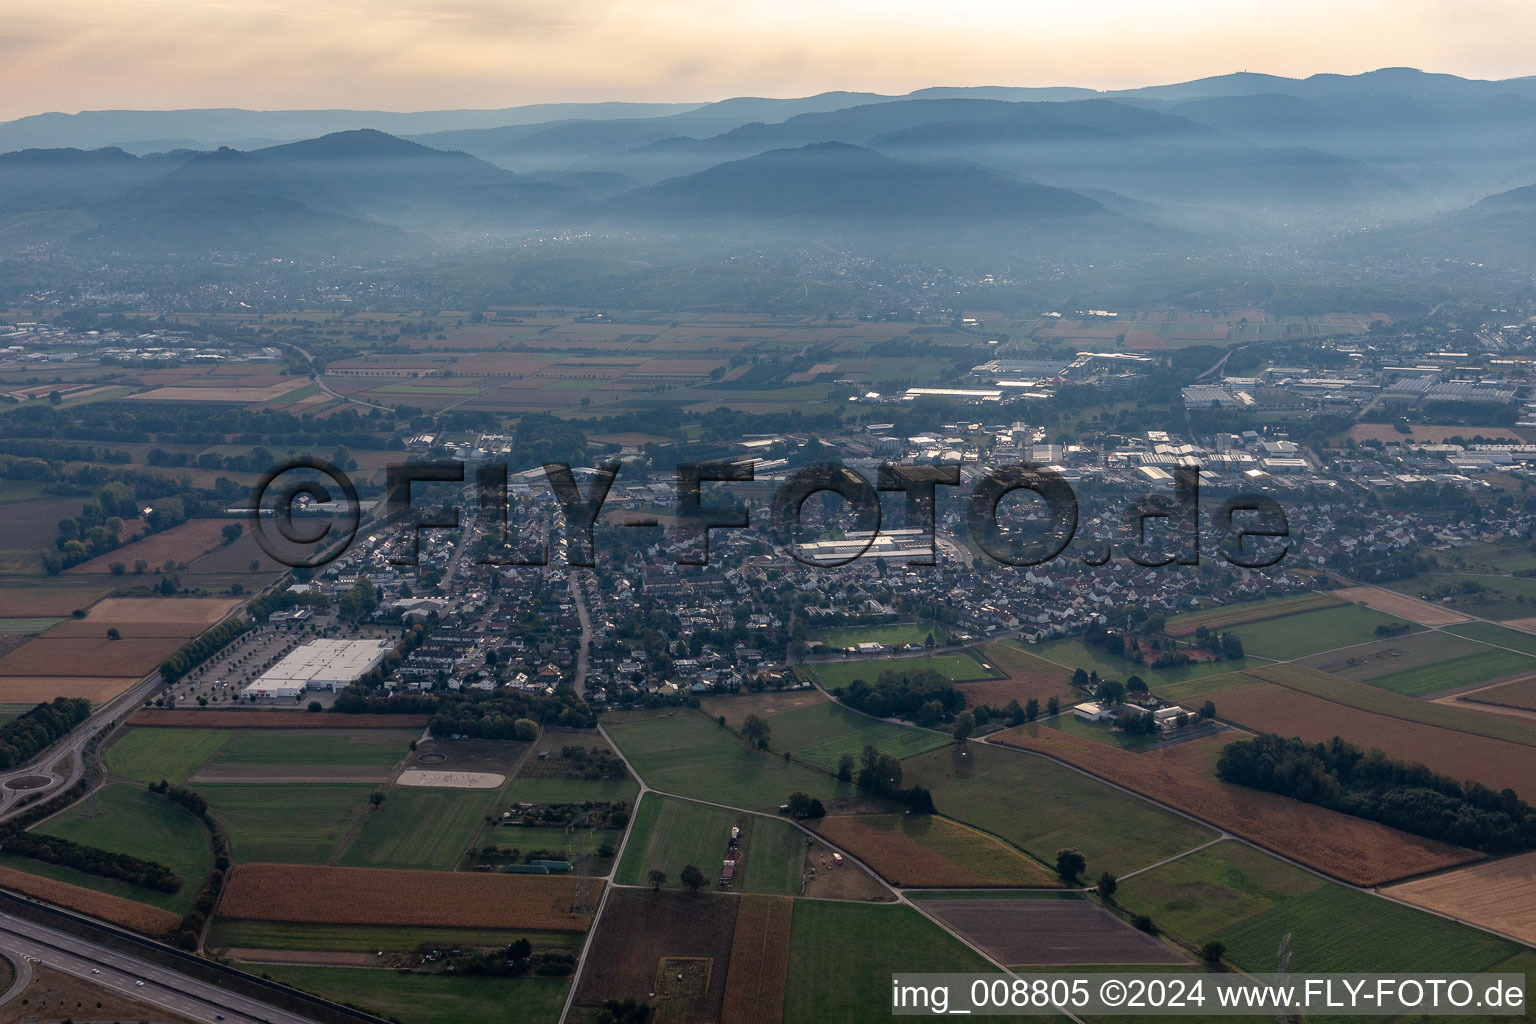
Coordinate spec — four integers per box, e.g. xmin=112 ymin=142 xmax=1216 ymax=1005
xmin=245 ymin=638 xmax=393 ymax=698
xmin=1072 ymin=701 xmax=1115 ymax=722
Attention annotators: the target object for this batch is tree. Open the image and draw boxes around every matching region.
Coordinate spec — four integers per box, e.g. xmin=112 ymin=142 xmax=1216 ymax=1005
xmin=1046 ymin=696 xmax=1060 ymax=717
xmin=1055 ymin=848 xmax=1086 ymax=882
xmin=221 ymin=523 xmax=244 ymax=545
xmin=1199 ymin=700 xmax=1217 ymax=720
xmin=647 ymin=869 xmax=667 ymax=892
xmin=741 ymin=714 xmax=771 ymax=750
xmin=1096 ymin=871 xmax=1118 ymax=900
xmin=952 ymin=711 xmax=974 ymax=743
xmin=1095 ymin=679 xmax=1126 ymax=706
xmin=106 ymin=628 xmax=121 ymax=641
xmin=1024 ymin=698 xmax=1039 ymax=723
xmin=786 ymin=792 xmax=825 ymax=819
xmin=836 ymin=753 xmax=854 ymax=782
xmin=1071 ymin=668 xmax=1090 ymax=689
xmin=679 ymin=864 xmax=705 ymax=892
xmin=508 ymin=938 xmax=533 ymax=962
xmin=904 ymin=786 xmax=935 ymax=814
xmin=369 ymin=791 xmax=385 ymax=808
xmin=1200 ymin=940 xmax=1225 ymax=964
xmin=1126 ymin=675 xmax=1148 ymax=695
xmin=307 ymin=700 xmax=322 ymax=713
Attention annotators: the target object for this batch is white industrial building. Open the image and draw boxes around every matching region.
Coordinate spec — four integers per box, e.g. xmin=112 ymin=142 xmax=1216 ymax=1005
xmin=242 ymin=638 xmax=393 ymax=701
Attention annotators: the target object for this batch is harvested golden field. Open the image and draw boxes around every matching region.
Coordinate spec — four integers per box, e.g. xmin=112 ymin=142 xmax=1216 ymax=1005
xmin=1332 ymin=586 xmax=1471 ymax=626
xmin=0 ymin=587 xmax=110 ymax=618
xmin=0 ymin=865 xmax=180 ymax=935
xmin=955 ymin=643 xmax=1074 ymax=709
xmin=1214 ymin=683 xmax=1536 ymax=797
xmin=125 ymin=379 xmax=310 ymax=403
xmin=721 ymin=895 xmax=792 ymax=1024
xmin=0 ymin=675 xmax=141 ymax=702
xmin=0 ymin=636 xmax=183 ymax=676
xmin=131 ymin=709 xmax=431 ymax=729
xmin=220 ymin=864 xmax=592 ymax=931
xmin=1457 ymin=675 xmax=1536 ymax=713
xmin=989 ymin=729 xmax=1482 ymax=886
xmin=1385 ymin=852 xmax=1536 ymax=945
xmin=82 ymin=597 xmax=240 ymax=630
xmin=814 ymin=814 xmax=1056 ymax=888
xmin=67 ymin=519 xmax=234 ymax=575
xmin=1166 ymin=593 xmax=1343 ymax=636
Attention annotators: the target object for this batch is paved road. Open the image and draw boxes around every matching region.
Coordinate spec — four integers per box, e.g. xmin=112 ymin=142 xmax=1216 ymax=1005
xmin=569 ymin=572 xmax=593 ymax=697
xmin=0 ymin=909 xmax=323 ymax=1024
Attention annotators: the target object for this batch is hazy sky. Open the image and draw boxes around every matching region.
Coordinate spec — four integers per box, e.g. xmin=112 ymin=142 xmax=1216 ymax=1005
xmin=4 ymin=0 xmax=1536 ymax=119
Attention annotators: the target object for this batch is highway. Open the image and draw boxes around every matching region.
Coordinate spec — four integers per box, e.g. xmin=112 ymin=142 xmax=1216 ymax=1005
xmin=0 ymin=907 xmax=324 ymax=1024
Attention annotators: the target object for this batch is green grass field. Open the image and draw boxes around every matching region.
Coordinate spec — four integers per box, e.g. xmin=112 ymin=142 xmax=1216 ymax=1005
xmin=1043 ymin=711 xmax=1166 ymax=751
xmin=901 ymin=743 xmax=1215 ymax=876
xmin=808 ymin=623 xmax=948 ymax=648
xmin=1026 ymin=638 xmax=1262 ymax=690
xmin=501 ymin=777 xmax=640 ymax=806
xmin=1214 ymin=883 xmax=1518 ymax=974
xmin=1222 ymin=605 xmax=1416 ymax=660
xmin=783 ymin=901 xmax=992 ymax=1024
xmin=257 ymin=965 xmax=570 ymax=1024
xmin=810 ymin=653 xmax=994 ymax=690
xmin=1444 ymin=620 xmax=1536 ymax=656
xmin=0 ymin=617 xmax=61 ymax=633
xmin=337 ymin=787 xmax=497 ymax=870
xmin=105 ymin=728 xmax=230 ymax=785
xmin=208 ymin=919 xmax=582 ymax=952
xmin=839 ymin=814 xmax=1058 ymax=887
xmin=18 ymin=783 xmax=211 ymax=914
xmin=199 ymin=783 xmax=372 ymax=863
xmin=208 ymin=730 xmax=414 ymax=768
xmin=1165 ymin=593 xmax=1344 ymax=635
xmin=603 ymin=711 xmax=854 ymax=811
xmin=765 ymin=701 xmax=948 ymax=771
xmin=1300 ymin=629 xmax=1536 ymax=696
xmin=1366 ymin=649 xmax=1536 ymax=696
xmin=615 ymin=793 xmax=805 ymax=895
xmin=1115 ymin=840 xmax=1327 ymax=942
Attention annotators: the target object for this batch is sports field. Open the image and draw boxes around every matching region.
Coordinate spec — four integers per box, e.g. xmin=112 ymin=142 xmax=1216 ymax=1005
xmin=199 ymin=783 xmax=374 ymax=863
xmin=783 ymin=901 xmax=992 ymax=1024
xmin=338 ymin=787 xmax=498 ymax=870
xmin=616 ymin=793 xmax=805 ymax=895
xmin=807 ymin=623 xmax=947 ymax=648
xmin=764 ymin=701 xmax=948 ymax=771
xmin=603 ymin=710 xmax=853 ymax=811
xmin=900 ymin=743 xmax=1216 ymax=876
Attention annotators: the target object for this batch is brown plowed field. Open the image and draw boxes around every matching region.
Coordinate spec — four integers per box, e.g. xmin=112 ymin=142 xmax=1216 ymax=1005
xmin=721 ymin=895 xmax=792 ymax=1024
xmin=1213 ymin=683 xmax=1536 ymax=797
xmin=814 ymin=814 xmax=1055 ymax=888
xmin=989 ymin=729 xmax=1482 ymax=886
xmin=131 ymin=710 xmax=431 ymax=729
xmin=0 ymin=865 xmax=180 ymax=935
xmin=574 ymin=888 xmax=739 ymax=1023
xmin=81 ymin=597 xmax=240 ymax=628
xmin=954 ymin=643 xmax=1074 ymax=709
xmin=0 ymin=588 xmax=110 ymax=618
xmin=0 ymin=636 xmax=183 ymax=677
xmin=219 ymin=864 xmax=591 ymax=931
xmin=922 ymin=898 xmax=1188 ymax=966
xmin=0 ymin=676 xmax=142 ymax=702
xmin=1385 ymin=852 xmax=1536 ymax=945
xmin=1332 ymin=586 xmax=1471 ymax=626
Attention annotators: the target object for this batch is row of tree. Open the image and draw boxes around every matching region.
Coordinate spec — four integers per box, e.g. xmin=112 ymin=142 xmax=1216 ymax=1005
xmin=159 ymin=617 xmax=248 ymax=684
xmin=1217 ymin=734 xmax=1536 ymax=854
xmin=0 ymin=697 xmax=91 ymax=771
xmin=833 ymin=668 xmax=965 ymax=724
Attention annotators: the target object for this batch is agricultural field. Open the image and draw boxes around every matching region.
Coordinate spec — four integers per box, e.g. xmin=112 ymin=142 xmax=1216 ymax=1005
xmin=502 ymin=775 xmax=640 ymax=806
xmin=813 ymin=814 xmax=1056 ymax=888
xmin=1242 ymin=662 xmax=1536 ymax=748
xmin=1457 ymin=675 xmax=1536 ymax=713
xmin=722 ymin=895 xmax=794 ymax=1024
xmin=699 ymin=689 xmax=827 ymax=728
xmin=1115 ymin=840 xmax=1328 ymax=942
xmin=616 ymin=794 xmax=806 ymax=896
xmin=782 ymin=901 xmax=992 ymax=1024
xmin=220 ymin=863 xmax=593 ymax=931
xmin=602 ymin=710 xmax=854 ymax=811
xmin=1220 ymin=604 xmax=1416 ymax=660
xmin=950 ymin=642 xmax=1075 ymax=711
xmin=64 ymin=518 xmax=233 ymax=574
xmin=105 ymin=727 xmax=230 ymax=784
xmin=197 ymin=783 xmax=374 ymax=863
xmin=1384 ymin=851 xmax=1536 ymax=945
xmin=1388 ymin=572 xmax=1536 ymax=621
xmin=203 ymin=729 xmax=414 ymax=768
xmin=1444 ymin=619 xmax=1536 ymax=656
xmin=900 ymin=743 xmax=1215 ymax=877
xmin=988 ymin=726 xmax=1480 ymax=885
xmin=257 ymin=965 xmax=570 ymax=1024
xmin=18 ymin=783 xmax=212 ymax=916
xmin=0 ymin=863 xmax=180 ymax=936
xmin=572 ymin=888 xmax=741 ymax=1022
xmin=338 ymin=787 xmax=498 ymax=871
xmin=1299 ymin=630 xmax=1536 ymax=696
xmin=809 ymin=652 xmax=995 ymax=690
xmin=1209 ymin=678 xmax=1536 ymax=796
xmin=0 ymin=585 xmax=111 ymax=619
xmin=1165 ymin=592 xmax=1344 ymax=635
xmin=762 ymin=700 xmax=948 ymax=771
xmin=1025 ymin=638 xmax=1258 ymax=690
xmin=208 ymin=919 xmax=580 ymax=953
xmin=1333 ymin=585 xmax=1472 ymax=626
xmin=922 ymin=897 xmax=1187 ymax=966
xmin=806 ymin=622 xmax=947 ymax=649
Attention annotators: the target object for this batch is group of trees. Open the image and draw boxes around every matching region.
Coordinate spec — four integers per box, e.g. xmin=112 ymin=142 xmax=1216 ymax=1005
xmin=426 ymin=691 xmax=596 ymax=738
xmin=454 ymin=940 xmax=574 ymax=977
xmin=0 ymin=697 xmax=91 ymax=771
xmin=847 ymin=744 xmax=935 ymax=814
xmin=1218 ymin=734 xmax=1536 ymax=854
xmin=0 ymin=827 xmax=181 ymax=893
xmin=833 ymin=668 xmax=964 ymax=724
xmin=148 ymin=780 xmax=231 ymax=948
xmin=784 ymin=791 xmax=826 ymax=819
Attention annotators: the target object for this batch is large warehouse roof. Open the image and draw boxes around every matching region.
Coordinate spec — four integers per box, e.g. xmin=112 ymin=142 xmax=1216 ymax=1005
xmin=254 ymin=638 xmax=393 ymax=687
